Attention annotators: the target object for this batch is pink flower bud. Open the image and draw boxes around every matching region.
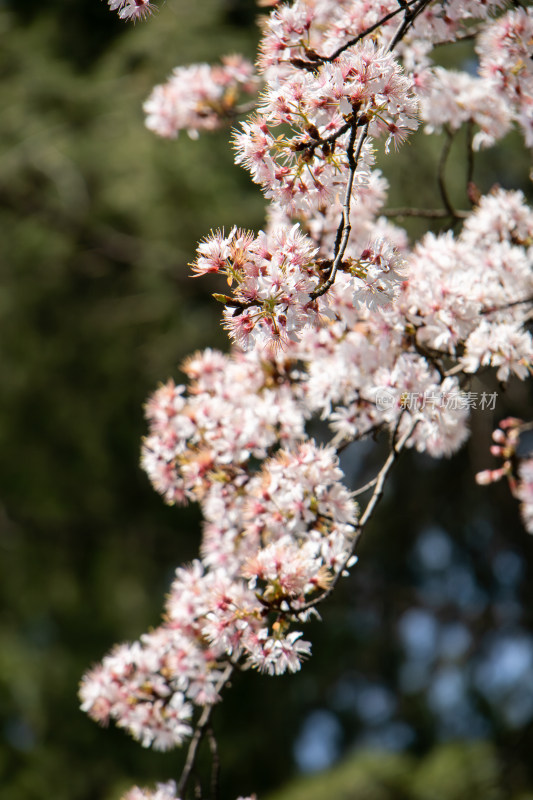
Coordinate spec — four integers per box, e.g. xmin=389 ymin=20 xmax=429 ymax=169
xmin=476 ymin=468 xmax=507 ymax=485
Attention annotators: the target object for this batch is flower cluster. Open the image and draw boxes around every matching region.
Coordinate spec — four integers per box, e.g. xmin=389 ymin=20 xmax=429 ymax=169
xmin=193 ymin=225 xmax=320 ymax=351
xmin=418 ymin=67 xmax=512 ymax=149
xmin=401 ymin=190 xmax=533 ymax=356
xmin=234 ymin=40 xmax=418 ymax=214
xmin=144 ymin=56 xmax=258 ymax=140
xmin=478 ymin=7 xmax=533 ymax=146
xmin=80 ymin=634 xmax=195 ymax=751
xmin=192 ymin=224 xmax=407 ymax=351
xmin=81 ymin=439 xmax=359 ymax=746
xmin=140 ymin=348 xmax=307 ymax=506
xmin=476 ymin=418 xmax=533 ymax=534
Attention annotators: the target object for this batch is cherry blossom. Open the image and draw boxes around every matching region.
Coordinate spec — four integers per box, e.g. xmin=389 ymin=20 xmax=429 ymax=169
xmin=108 ymin=0 xmax=156 ymax=23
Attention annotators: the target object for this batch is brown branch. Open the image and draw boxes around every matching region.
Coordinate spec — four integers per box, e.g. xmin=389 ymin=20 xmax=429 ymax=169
xmin=291 ymin=121 xmax=351 ymax=161
xmin=329 ymin=420 xmax=384 ymax=454
xmin=381 ymin=207 xmax=468 ymax=219
xmin=294 ymin=417 xmax=418 ymax=614
xmin=303 ymin=0 xmax=434 ymax=65
xmin=207 ymin=728 xmax=220 ymax=800
xmin=481 ymin=295 xmax=533 ymax=316
xmin=306 ymin=0 xmax=438 ymax=299
xmin=177 ymin=665 xmax=233 ymax=800
xmin=311 ymin=122 xmax=368 ymax=299
xmin=465 ymin=119 xmax=478 ymax=207
xmin=357 ymin=416 xmax=415 ymax=529
xmin=438 ymin=127 xmax=458 ymax=220
xmin=387 ymin=0 xmax=435 ymax=52
xmin=432 ymin=31 xmax=479 ymax=47
xmin=322 ymin=1 xmax=417 ymax=62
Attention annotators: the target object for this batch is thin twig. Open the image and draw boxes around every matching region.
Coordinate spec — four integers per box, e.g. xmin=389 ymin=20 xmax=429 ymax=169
xmin=308 ymin=0 xmax=437 ymax=299
xmin=444 ymin=362 xmax=464 ymax=378
xmin=413 ymin=339 xmax=446 ymax=380
xmin=291 ymin=122 xmax=351 ymax=162
xmin=465 ymin=119 xmax=477 ymax=208
xmin=294 ymin=417 xmax=418 ymax=613
xmin=438 ymin=127 xmax=457 ymax=219
xmin=481 ymin=295 xmax=533 ymax=315
xmin=387 ymin=0 xmax=435 ymax=52
xmin=352 ymin=476 xmax=379 ymax=497
xmin=357 ymin=417 xmax=414 ymax=529
xmin=320 ymin=0 xmax=420 ymax=62
xmin=381 ymin=207 xmax=468 ymax=219
xmin=177 ymin=665 xmax=233 ymax=799
xmin=311 ymin=122 xmax=368 ymax=299
xmin=207 ymin=728 xmax=220 ymax=800
xmin=432 ymin=31 xmax=479 ymax=46
xmin=329 ymin=422 xmax=383 ymax=454
xmin=322 ymin=121 xmax=351 ymax=146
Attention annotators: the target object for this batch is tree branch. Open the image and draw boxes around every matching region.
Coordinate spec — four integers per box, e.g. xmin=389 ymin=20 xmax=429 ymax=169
xmin=438 ymin=127 xmax=458 ymax=220
xmin=381 ymin=207 xmax=468 ymax=219
xmin=387 ymin=0 xmax=435 ymax=52
xmin=294 ymin=417 xmax=419 ymax=614
xmin=311 ymin=122 xmax=368 ymax=299
xmin=322 ymin=1 xmax=418 ymax=62
xmin=207 ymin=727 xmax=220 ymax=800
xmin=177 ymin=665 xmax=233 ymax=800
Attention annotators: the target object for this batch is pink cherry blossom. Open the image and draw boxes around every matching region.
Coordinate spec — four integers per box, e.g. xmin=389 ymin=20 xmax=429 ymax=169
xmin=108 ymin=0 xmax=156 ymax=23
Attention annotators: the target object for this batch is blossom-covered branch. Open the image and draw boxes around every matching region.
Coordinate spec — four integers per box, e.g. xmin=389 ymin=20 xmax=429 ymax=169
xmin=84 ymin=2 xmax=533 ymax=798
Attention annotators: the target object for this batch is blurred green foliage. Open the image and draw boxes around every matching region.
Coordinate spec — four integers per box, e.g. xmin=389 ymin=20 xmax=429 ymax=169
xmin=1 ymin=2 xmax=533 ymax=800
xmin=267 ymin=741 xmax=526 ymax=800
xmin=0 ymin=2 xmax=264 ymax=798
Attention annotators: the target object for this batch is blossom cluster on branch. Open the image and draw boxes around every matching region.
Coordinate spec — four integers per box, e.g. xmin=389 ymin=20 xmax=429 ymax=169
xmin=476 ymin=417 xmax=533 ymax=533
xmin=86 ymin=1 xmax=533 ymax=798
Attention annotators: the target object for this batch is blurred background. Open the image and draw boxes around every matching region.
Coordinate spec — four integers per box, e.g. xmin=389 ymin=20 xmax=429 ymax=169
xmin=1 ymin=1 xmax=533 ymax=799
